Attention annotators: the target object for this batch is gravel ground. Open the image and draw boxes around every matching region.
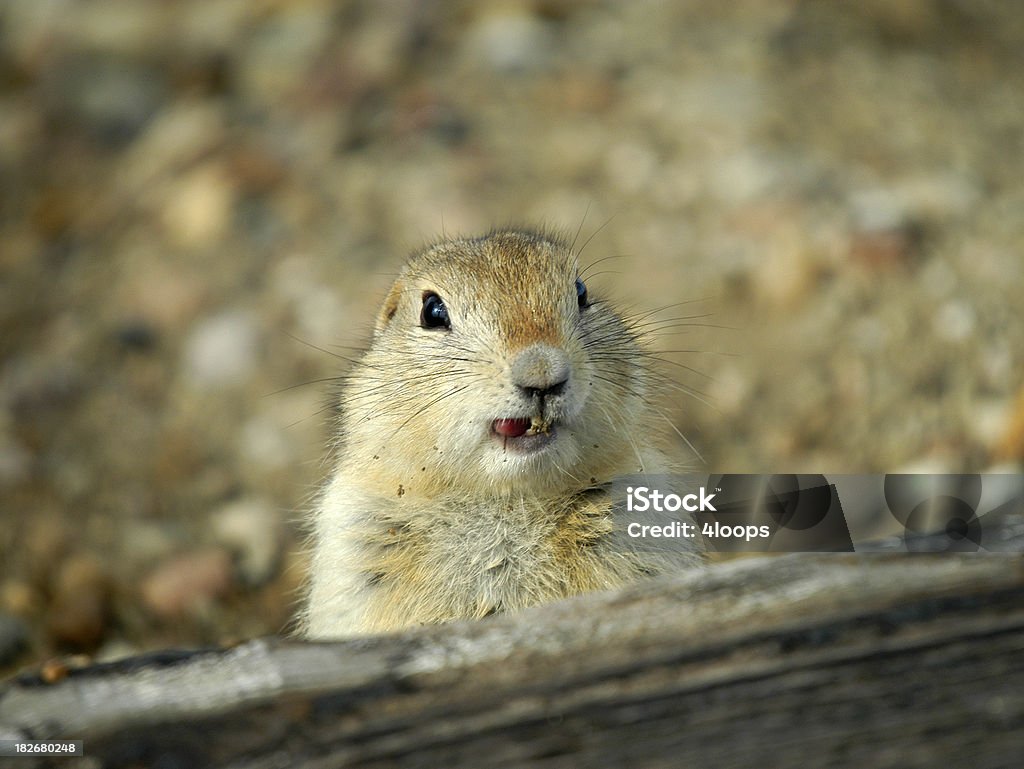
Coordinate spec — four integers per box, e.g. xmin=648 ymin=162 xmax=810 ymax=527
xmin=1 ymin=0 xmax=1022 ymax=675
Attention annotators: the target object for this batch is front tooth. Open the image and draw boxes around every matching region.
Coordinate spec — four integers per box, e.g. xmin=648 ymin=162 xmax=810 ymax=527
xmin=530 ymin=416 xmax=551 ymax=434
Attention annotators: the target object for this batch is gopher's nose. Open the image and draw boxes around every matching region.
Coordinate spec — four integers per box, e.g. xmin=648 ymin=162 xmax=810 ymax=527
xmin=511 ymin=344 xmax=570 ymax=399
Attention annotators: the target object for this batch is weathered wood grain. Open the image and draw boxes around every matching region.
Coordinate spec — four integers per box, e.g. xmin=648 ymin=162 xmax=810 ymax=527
xmin=1 ymin=519 xmax=1022 ymax=769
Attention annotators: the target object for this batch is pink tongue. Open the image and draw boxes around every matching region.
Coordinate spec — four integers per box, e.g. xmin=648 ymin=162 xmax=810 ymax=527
xmin=493 ymin=418 xmax=531 ymax=438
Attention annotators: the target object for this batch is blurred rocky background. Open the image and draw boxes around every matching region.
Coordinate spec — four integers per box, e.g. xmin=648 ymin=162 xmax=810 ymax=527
xmin=1 ymin=0 xmax=1022 ymax=674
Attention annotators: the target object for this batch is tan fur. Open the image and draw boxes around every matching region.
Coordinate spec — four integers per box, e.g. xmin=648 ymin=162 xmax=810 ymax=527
xmin=303 ymin=229 xmax=701 ymax=637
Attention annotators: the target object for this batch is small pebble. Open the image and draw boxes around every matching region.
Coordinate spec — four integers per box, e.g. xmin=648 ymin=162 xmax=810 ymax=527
xmin=161 ymin=164 xmax=234 ymax=248
xmin=120 ymin=520 xmax=181 ymax=569
xmin=1 ymin=579 xmax=39 ymax=615
xmin=211 ymin=497 xmax=282 ymax=586
xmin=848 ymin=188 xmax=907 ymax=234
xmin=183 ymin=309 xmax=261 ymax=389
xmin=968 ymin=400 xmax=1012 ymax=454
xmin=140 ymin=548 xmax=234 ymax=620
xmin=94 ymin=639 xmax=141 ymax=664
xmin=462 ymin=10 xmax=554 ymax=73
xmin=996 ymin=388 xmax=1024 ymax=462
xmin=47 ymin=555 xmax=110 ymax=652
xmin=0 ymin=613 xmax=30 ymax=667
xmin=933 ymin=300 xmax=976 ymax=343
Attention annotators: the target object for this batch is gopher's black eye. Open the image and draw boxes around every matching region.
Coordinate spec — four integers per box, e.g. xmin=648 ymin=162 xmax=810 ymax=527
xmin=421 ymin=292 xmax=450 ymax=329
xmin=576 ymin=277 xmax=589 ymax=309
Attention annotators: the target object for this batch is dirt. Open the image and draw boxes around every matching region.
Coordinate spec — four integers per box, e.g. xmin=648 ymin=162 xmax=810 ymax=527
xmin=1 ymin=0 xmax=1022 ymax=676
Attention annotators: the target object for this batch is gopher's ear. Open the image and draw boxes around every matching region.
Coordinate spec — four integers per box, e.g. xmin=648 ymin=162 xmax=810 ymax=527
xmin=375 ymin=280 xmax=403 ymax=334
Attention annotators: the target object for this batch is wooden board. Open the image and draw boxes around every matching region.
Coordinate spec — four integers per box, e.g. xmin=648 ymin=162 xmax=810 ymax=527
xmin=2 ymin=517 xmax=1023 ymax=768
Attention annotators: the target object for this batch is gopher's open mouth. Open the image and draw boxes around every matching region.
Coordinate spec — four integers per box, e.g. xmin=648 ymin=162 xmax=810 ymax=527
xmin=492 ymin=416 xmax=553 ymax=437
xmin=491 ymin=416 xmax=557 ymax=452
